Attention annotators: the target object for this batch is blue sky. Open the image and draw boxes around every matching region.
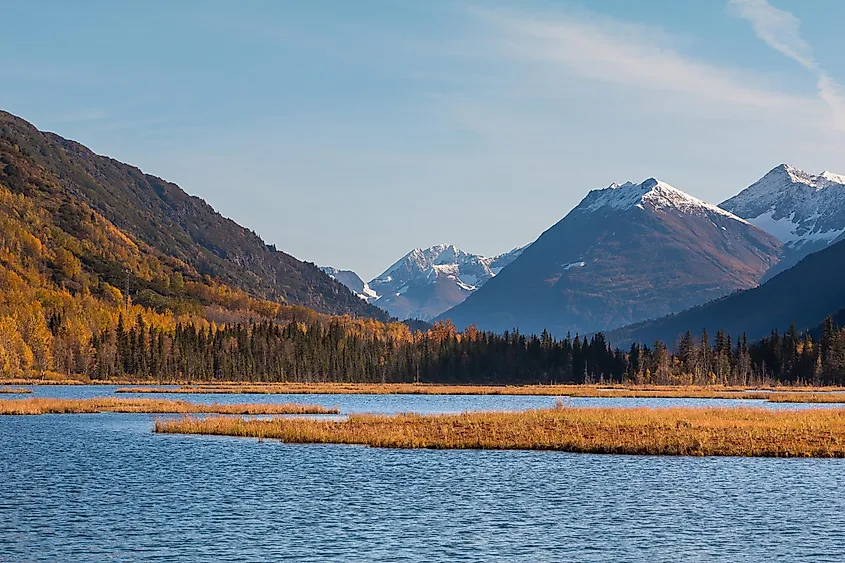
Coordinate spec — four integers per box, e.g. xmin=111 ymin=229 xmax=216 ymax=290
xmin=3 ymin=0 xmax=845 ymax=280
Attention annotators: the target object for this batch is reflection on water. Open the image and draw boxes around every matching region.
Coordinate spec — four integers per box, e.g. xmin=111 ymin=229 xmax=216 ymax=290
xmin=1 ymin=386 xmax=844 ymax=561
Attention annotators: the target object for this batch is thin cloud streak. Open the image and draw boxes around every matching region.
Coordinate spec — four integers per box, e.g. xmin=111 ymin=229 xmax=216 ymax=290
xmin=729 ymin=0 xmax=845 ymax=132
xmin=481 ymin=11 xmax=802 ymax=103
xmin=727 ymin=0 xmax=815 ymax=67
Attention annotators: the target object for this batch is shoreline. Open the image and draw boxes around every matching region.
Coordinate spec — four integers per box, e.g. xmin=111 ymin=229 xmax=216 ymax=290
xmin=113 ymin=383 xmax=845 ymax=403
xmin=7 ymin=380 xmax=845 ymax=403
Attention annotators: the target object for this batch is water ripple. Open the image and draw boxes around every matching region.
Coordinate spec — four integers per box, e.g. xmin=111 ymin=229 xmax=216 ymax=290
xmin=1 ymin=388 xmax=844 ymax=561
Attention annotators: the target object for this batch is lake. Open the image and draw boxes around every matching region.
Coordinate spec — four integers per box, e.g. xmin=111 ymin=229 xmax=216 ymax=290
xmin=2 ymin=386 xmax=845 ymax=561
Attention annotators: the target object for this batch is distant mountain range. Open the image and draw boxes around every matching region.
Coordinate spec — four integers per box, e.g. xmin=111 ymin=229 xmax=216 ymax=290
xmin=602 ymin=164 xmax=845 ymax=346
xmin=322 ymin=244 xmax=526 ymax=321
xmin=313 ymin=163 xmax=845 ymax=343
xmin=437 ymin=178 xmax=782 ymax=336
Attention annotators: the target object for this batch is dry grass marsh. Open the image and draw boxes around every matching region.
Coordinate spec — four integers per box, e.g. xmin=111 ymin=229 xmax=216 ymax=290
xmin=116 ymin=383 xmax=845 ymax=402
xmin=155 ymin=406 xmax=845 ymax=457
xmin=766 ymin=393 xmax=845 ymax=404
xmin=0 ymin=397 xmax=339 ymax=416
xmin=0 ymin=387 xmax=33 ymax=394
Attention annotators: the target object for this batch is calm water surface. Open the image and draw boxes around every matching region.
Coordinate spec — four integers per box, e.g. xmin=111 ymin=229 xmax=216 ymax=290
xmin=2 ymin=386 xmax=844 ymax=561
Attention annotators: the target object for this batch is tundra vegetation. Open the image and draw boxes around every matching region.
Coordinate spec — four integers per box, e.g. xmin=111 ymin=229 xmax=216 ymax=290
xmin=155 ymin=406 xmax=845 ymax=457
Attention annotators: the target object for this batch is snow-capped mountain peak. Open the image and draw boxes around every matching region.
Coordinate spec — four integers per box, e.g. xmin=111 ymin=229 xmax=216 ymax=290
xmin=368 ymin=243 xmax=529 ymax=320
xmin=755 ymin=163 xmax=845 ymax=190
xmin=580 ymin=177 xmax=748 ymax=223
xmin=820 ymin=170 xmax=845 ymax=185
xmin=720 ymin=164 xmax=845 ymax=248
xmin=438 ymin=175 xmax=782 ymax=336
xmin=379 ymin=244 xmax=476 ymax=283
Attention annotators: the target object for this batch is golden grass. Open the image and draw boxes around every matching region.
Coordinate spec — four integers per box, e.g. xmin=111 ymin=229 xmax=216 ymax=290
xmin=0 ymin=387 xmax=33 ymax=394
xmin=0 ymin=397 xmax=339 ymax=416
xmin=115 ymin=382 xmax=841 ymax=400
xmin=155 ymin=406 xmax=845 ymax=457
xmin=766 ymin=392 xmax=845 ymax=404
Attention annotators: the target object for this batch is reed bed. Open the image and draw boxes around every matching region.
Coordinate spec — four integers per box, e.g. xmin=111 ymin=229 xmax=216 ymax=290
xmin=0 ymin=388 xmax=33 ymax=394
xmin=115 ymin=382 xmax=837 ymax=400
xmin=155 ymin=406 xmax=845 ymax=457
xmin=0 ymin=397 xmax=339 ymax=416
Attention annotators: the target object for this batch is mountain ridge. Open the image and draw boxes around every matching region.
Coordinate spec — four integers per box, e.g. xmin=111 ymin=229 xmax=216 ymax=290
xmin=437 ymin=177 xmax=782 ymax=336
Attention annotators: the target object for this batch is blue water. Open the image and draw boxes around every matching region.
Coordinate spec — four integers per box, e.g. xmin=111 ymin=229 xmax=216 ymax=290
xmin=2 ymin=386 xmax=845 ymax=562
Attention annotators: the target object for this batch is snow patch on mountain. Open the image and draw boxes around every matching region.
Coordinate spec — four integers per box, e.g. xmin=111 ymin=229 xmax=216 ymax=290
xmin=319 ymin=266 xmax=379 ymax=302
xmin=720 ymin=164 xmax=845 ymax=249
xmin=581 ymin=178 xmax=750 ymax=224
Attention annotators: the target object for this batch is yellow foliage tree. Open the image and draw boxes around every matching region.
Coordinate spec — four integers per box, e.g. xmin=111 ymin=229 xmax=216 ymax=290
xmin=0 ymin=316 xmax=34 ymax=377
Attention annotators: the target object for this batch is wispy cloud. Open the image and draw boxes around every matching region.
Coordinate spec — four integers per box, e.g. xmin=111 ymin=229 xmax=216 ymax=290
xmin=469 ymin=8 xmax=821 ymax=121
xmin=728 ymin=0 xmax=845 ymax=131
xmin=727 ymin=0 xmax=815 ymax=66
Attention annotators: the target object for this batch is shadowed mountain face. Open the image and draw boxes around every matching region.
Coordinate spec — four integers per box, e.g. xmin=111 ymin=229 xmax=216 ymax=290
xmin=438 ymin=179 xmax=782 ymax=337
xmin=319 ymin=267 xmax=378 ymax=302
xmin=0 ymin=111 xmax=388 ymax=320
xmin=720 ymin=164 xmax=845 ymax=281
xmin=608 ymin=236 xmax=845 ymax=347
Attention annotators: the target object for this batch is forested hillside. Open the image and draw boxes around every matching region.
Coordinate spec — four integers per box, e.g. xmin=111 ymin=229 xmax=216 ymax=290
xmin=0 ymin=111 xmax=396 ymax=378
xmin=0 ymin=111 xmax=387 ymax=320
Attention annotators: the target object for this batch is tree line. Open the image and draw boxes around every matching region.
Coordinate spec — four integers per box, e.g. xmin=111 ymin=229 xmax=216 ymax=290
xmin=78 ymin=315 xmax=845 ymax=386
xmin=87 ymin=317 xmax=621 ymax=384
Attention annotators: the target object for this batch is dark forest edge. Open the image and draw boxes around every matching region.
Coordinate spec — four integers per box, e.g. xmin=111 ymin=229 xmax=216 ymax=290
xmin=5 ymin=312 xmax=845 ymax=387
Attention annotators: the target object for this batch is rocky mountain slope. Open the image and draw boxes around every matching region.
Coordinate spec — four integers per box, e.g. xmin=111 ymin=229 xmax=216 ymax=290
xmin=720 ymin=164 xmax=845 ymax=279
xmin=438 ymin=178 xmax=782 ymax=336
xmin=0 ymin=110 xmax=388 ymax=320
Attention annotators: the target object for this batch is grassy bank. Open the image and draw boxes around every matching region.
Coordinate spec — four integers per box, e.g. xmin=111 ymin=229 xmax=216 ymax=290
xmin=155 ymin=406 xmax=845 ymax=457
xmin=0 ymin=388 xmax=33 ymax=394
xmin=0 ymin=397 xmax=339 ymax=416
